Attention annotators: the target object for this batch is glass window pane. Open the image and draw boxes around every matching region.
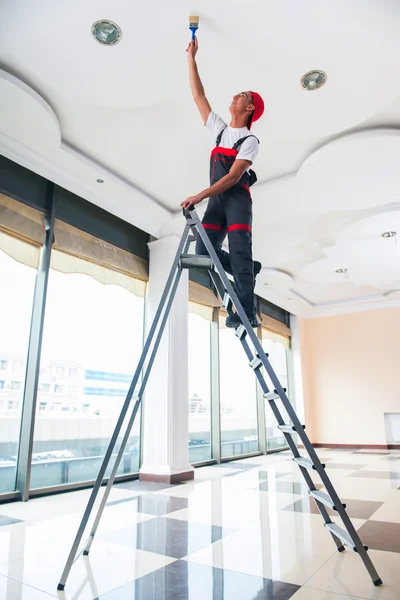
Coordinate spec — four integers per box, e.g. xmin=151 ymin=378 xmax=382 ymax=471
xmin=31 ymin=258 xmax=144 ymax=490
xmin=0 ymin=240 xmax=37 ymax=493
xmin=262 ymin=333 xmax=290 ymax=451
xmin=219 ymin=318 xmax=258 ymax=458
xmin=188 ymin=312 xmax=212 ymax=463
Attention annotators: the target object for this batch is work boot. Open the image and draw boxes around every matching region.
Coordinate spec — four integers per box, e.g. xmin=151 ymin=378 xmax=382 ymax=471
xmin=254 ymin=260 xmax=262 ymax=286
xmin=225 ymin=312 xmax=260 ymax=329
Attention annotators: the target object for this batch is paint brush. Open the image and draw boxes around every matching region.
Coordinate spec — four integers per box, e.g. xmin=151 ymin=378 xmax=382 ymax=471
xmin=189 ymin=15 xmax=199 ymax=40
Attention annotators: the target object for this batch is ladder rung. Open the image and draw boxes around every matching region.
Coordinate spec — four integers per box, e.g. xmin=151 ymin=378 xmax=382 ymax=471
xmin=294 ymin=457 xmax=325 ymax=470
xmin=324 ymin=523 xmax=367 ymax=552
xmin=235 ymin=325 xmax=247 ymax=339
xmin=310 ymin=490 xmax=346 ymax=512
xmin=179 ymin=254 xmax=213 ymax=270
xmin=278 ymin=424 xmax=305 ymax=434
xmin=222 ymin=293 xmax=232 ymax=309
xmin=263 ymin=388 xmax=287 ymax=402
xmin=249 ymin=357 xmax=263 ymax=370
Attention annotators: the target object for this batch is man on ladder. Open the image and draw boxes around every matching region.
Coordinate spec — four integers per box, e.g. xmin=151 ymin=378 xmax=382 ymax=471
xmin=181 ymin=36 xmax=265 ymax=329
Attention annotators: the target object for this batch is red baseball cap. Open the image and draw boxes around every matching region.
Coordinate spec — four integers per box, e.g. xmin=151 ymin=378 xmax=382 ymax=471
xmin=249 ymin=91 xmax=264 ymax=128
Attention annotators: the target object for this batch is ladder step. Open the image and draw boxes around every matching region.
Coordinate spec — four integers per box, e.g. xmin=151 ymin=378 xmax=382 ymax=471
xmin=222 ymin=293 xmax=232 ymax=310
xmin=294 ymin=457 xmax=325 ymax=470
xmin=324 ymin=523 xmax=367 ymax=552
xmin=278 ymin=424 xmax=306 ymax=434
xmin=179 ymin=254 xmax=213 ymax=270
xmin=310 ymin=490 xmax=346 ymax=512
xmin=263 ymin=388 xmax=287 ymax=402
xmin=235 ymin=325 xmax=247 ymax=339
xmin=249 ymin=357 xmax=263 ymax=371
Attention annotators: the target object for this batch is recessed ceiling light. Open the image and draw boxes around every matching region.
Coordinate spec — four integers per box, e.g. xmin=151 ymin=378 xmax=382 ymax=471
xmin=301 ymin=70 xmax=327 ymax=91
xmin=92 ymin=20 xmax=122 ymax=45
xmin=97 ymin=179 xmax=104 ymax=184
xmin=335 ymin=268 xmax=347 ymax=274
xmin=382 ymin=231 xmax=397 ymax=238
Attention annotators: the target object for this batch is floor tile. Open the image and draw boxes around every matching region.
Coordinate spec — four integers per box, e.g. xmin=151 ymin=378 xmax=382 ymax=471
xmin=325 ymin=463 xmax=367 ymax=470
xmin=115 ymin=480 xmax=178 ymax=492
xmin=259 ymin=470 xmax=296 ymax=481
xmin=369 ymin=491 xmax=400 ymax=523
xmin=194 ymin=466 xmax=241 ymax=480
xmin=185 ymin=511 xmax=340 ymax=585
xmin=219 ymin=462 xmax=261 ymax=470
xmin=135 ymin=494 xmax=189 ymax=515
xmin=354 ymin=450 xmax=391 ymax=455
xmin=99 ymin=516 xmax=236 ymax=559
xmin=360 ymin=460 xmax=400 ymax=472
xmin=320 ymin=476 xmax=398 ymax=502
xmin=98 ymin=560 xmax=301 ymax=600
xmin=305 ymin=549 xmax=400 ymax=599
xmin=291 ymin=587 xmax=366 ymax=599
xmin=350 ymin=470 xmax=400 ymax=481
xmin=283 ymin=496 xmax=383 ymax=520
xmin=0 ymin=515 xmax=23 ymax=528
xmin=259 ymin=481 xmax=323 ymax=494
xmin=356 ymin=521 xmax=400 ymax=553
xmin=0 ymin=487 xmax=136 ymax=524
xmin=0 ymin=540 xmax=174 ymax=600
xmin=0 ymin=574 xmax=56 ymax=600
xmin=154 ymin=481 xmax=209 ymax=498
xmin=0 ymin=503 xmax=156 ymax=568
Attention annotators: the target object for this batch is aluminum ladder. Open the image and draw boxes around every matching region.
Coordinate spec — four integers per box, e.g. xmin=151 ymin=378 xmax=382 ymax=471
xmin=57 ymin=207 xmax=382 ymax=590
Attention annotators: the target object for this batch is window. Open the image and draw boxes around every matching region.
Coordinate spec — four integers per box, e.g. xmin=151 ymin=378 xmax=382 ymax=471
xmin=188 ymin=310 xmax=212 ymax=463
xmin=13 ymin=361 xmax=23 ymax=374
xmin=41 ymin=383 xmax=51 ymax=392
xmin=219 ymin=316 xmax=258 ymax=458
xmin=31 ymin=254 xmax=145 ymax=490
xmin=0 ymin=236 xmax=37 ymax=493
xmin=262 ymin=332 xmax=290 ymax=451
xmin=56 ymin=367 xmax=64 ymax=377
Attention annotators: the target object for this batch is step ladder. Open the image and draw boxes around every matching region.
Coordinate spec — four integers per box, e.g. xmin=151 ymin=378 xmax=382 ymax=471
xmin=57 ymin=207 xmax=382 ymax=590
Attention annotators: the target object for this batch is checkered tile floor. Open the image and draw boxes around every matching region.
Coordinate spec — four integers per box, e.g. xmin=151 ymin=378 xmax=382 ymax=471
xmin=0 ymin=448 xmax=399 ymax=599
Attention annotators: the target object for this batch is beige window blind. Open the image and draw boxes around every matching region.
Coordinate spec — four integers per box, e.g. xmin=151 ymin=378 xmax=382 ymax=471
xmin=52 ymin=220 xmax=148 ymax=297
xmin=0 ymin=193 xmax=45 ymax=268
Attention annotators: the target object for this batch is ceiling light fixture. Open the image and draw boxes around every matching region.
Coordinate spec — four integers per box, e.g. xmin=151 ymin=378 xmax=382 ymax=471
xmin=97 ymin=179 xmax=104 ymax=184
xmin=92 ymin=20 xmax=122 ymax=45
xmin=382 ymin=231 xmax=397 ymax=238
xmin=335 ymin=268 xmax=347 ymax=274
xmin=301 ymin=70 xmax=327 ymax=91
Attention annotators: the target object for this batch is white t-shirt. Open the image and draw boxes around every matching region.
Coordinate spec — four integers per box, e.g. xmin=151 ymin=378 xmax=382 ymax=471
xmin=206 ymin=111 xmax=259 ymax=165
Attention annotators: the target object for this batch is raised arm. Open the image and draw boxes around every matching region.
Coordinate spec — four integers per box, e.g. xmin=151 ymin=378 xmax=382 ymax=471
xmin=187 ymin=37 xmax=212 ymax=124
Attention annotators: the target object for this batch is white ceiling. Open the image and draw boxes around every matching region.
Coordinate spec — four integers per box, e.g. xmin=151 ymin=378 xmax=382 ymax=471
xmin=1 ymin=0 xmax=400 ymax=317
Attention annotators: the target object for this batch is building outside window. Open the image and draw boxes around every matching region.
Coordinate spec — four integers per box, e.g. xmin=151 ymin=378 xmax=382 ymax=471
xmin=0 ymin=231 xmax=37 ymax=493
xmin=218 ymin=315 xmax=259 ymax=458
xmin=188 ymin=307 xmax=212 ymax=463
xmin=30 ymin=246 xmax=146 ymax=490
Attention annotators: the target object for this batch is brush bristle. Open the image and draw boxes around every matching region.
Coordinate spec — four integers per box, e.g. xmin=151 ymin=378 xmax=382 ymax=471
xmin=189 ymin=15 xmax=199 ymax=27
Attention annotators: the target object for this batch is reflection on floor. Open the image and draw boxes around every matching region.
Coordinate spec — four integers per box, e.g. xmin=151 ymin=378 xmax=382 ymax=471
xmin=0 ymin=448 xmax=400 ymax=599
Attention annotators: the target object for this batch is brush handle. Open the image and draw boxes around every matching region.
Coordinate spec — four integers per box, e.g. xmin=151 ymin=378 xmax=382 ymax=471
xmin=189 ymin=27 xmax=198 ymax=41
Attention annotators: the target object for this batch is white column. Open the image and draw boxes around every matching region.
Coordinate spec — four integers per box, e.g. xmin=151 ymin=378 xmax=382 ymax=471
xmin=139 ymin=235 xmax=194 ymax=483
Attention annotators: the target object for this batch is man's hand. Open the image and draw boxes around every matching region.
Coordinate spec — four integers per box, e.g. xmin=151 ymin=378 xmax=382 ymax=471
xmin=181 ymin=192 xmax=204 ymax=210
xmin=186 ymin=37 xmax=198 ymax=59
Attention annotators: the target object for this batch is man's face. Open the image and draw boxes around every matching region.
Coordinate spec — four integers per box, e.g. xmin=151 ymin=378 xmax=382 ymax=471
xmin=230 ymin=91 xmax=254 ymax=116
